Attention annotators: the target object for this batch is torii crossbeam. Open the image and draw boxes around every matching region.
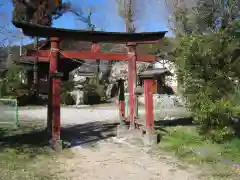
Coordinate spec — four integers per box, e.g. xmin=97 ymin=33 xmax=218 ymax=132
xmin=13 ymin=21 xmax=166 ymax=150
xmin=23 ymin=50 xmax=156 ymax=62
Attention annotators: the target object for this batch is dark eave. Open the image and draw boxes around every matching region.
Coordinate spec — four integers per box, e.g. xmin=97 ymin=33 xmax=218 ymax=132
xmin=139 ymin=68 xmax=172 ymax=79
xmin=12 ymin=21 xmax=166 ymax=43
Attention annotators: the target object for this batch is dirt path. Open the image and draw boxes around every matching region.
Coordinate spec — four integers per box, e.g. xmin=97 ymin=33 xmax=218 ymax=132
xmin=18 ymin=106 xmax=201 ymax=180
xmin=54 ymin=137 xmax=200 ymax=180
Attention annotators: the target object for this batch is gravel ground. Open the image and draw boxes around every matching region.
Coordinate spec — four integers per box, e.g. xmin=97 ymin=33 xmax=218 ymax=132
xmin=19 ymin=106 xmax=120 ymax=125
xmin=18 ymin=105 xmax=200 ymax=180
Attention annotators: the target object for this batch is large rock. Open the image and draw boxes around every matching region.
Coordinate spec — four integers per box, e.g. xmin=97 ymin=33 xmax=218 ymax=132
xmin=110 ymin=62 xmax=128 ymax=82
xmin=70 ymin=73 xmax=88 ymax=105
xmin=109 ymin=61 xmax=149 ymax=81
xmin=72 ymin=74 xmax=87 ymax=85
xmin=70 ymin=61 xmax=150 ymax=103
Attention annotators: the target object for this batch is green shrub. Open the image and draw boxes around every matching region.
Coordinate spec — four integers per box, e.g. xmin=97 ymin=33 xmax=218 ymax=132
xmin=17 ymin=93 xmax=37 ymax=106
xmin=173 ymin=21 xmax=240 ymax=142
xmin=194 ymin=97 xmax=236 ymax=142
xmin=0 ymin=65 xmax=37 ymax=105
xmin=61 ymin=93 xmax=75 ymax=105
xmin=83 ymin=77 xmax=105 ymax=105
xmin=60 ymin=81 xmax=75 ymax=105
xmin=83 ymin=90 xmax=101 ymax=105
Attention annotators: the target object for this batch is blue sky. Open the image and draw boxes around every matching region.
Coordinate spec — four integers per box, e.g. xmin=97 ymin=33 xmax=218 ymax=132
xmin=1 ymin=0 xmax=173 ymax=45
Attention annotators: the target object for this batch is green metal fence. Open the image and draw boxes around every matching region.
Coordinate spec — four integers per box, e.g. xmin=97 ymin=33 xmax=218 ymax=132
xmin=0 ymin=98 xmax=19 ymax=128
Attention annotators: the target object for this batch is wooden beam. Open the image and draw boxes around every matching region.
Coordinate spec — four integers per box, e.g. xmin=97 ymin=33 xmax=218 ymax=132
xmin=21 ymin=56 xmax=49 ymax=62
xmin=26 ymin=50 xmax=156 ymax=62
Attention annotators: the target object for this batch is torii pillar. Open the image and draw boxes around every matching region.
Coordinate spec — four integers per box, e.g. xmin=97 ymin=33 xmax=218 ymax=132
xmin=48 ymin=37 xmax=62 ymax=150
xmin=127 ymin=43 xmax=137 ymax=129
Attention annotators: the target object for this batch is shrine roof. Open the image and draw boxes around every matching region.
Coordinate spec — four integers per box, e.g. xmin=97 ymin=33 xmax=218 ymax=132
xmin=12 ymin=21 xmax=166 ymax=43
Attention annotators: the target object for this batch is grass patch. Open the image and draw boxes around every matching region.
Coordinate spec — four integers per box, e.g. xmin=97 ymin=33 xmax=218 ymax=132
xmin=0 ymin=120 xmax=63 ymax=180
xmin=157 ymin=126 xmax=240 ymax=179
xmin=154 ymin=108 xmax=191 ymax=120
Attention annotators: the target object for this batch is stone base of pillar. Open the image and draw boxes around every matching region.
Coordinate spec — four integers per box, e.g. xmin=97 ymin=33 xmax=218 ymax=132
xmin=119 ymin=116 xmax=126 ymax=122
xmin=117 ymin=124 xmax=129 ymax=138
xmin=129 ymin=121 xmax=136 ymax=130
xmin=49 ymin=139 xmax=63 ymax=151
xmin=142 ymin=132 xmax=158 ymax=146
xmin=117 ymin=123 xmax=144 ymax=138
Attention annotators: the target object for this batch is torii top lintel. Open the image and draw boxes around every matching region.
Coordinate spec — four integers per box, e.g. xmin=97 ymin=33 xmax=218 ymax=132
xmin=12 ymin=21 xmax=166 ymax=43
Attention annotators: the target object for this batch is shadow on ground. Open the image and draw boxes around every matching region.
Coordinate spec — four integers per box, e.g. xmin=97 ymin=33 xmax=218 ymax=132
xmin=151 ymin=117 xmax=194 ymax=136
xmin=155 ymin=117 xmax=194 ymax=127
xmin=0 ymin=121 xmax=119 ymax=154
xmin=0 ymin=116 xmax=194 ymax=154
xmin=61 ymin=122 xmax=118 ymax=148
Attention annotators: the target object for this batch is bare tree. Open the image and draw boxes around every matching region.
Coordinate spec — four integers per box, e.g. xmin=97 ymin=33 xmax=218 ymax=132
xmin=70 ymin=6 xmax=96 ymax=31
xmin=116 ymin=0 xmax=139 ymax=32
xmin=163 ymin=0 xmax=240 ymax=35
xmin=0 ymin=2 xmax=12 ymax=75
xmin=0 ymin=1 xmax=25 ymax=46
xmin=0 ymin=1 xmax=28 ymax=79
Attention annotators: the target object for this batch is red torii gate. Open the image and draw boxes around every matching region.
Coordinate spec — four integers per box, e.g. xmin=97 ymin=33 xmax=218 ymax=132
xmin=13 ymin=21 xmax=166 ymax=149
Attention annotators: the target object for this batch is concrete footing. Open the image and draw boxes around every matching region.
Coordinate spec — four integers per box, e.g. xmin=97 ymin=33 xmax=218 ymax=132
xmin=117 ymin=123 xmax=158 ymax=147
xmin=49 ymin=139 xmax=63 ymax=151
xmin=117 ymin=123 xmax=143 ymax=137
xmin=129 ymin=121 xmax=136 ymax=130
xmin=142 ymin=133 xmax=158 ymax=146
xmin=117 ymin=124 xmax=129 ymax=138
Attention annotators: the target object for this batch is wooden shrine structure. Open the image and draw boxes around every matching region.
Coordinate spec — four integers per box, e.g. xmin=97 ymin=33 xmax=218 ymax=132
xmin=138 ymin=68 xmax=173 ymax=94
xmin=13 ymin=21 xmax=166 ymax=149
